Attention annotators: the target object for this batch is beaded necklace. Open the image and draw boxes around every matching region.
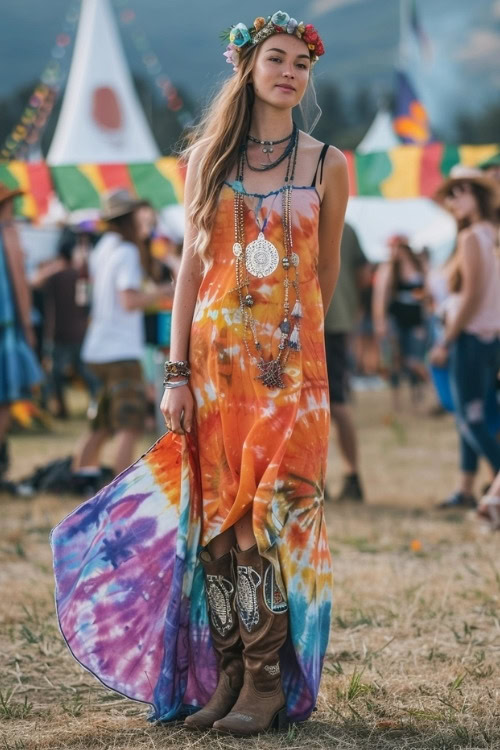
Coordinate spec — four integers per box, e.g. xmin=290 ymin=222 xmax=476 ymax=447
xmin=232 ymin=129 xmax=302 ymax=389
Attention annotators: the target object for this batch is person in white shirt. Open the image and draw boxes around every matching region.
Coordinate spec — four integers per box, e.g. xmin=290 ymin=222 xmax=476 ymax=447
xmin=73 ymin=189 xmax=173 ymax=485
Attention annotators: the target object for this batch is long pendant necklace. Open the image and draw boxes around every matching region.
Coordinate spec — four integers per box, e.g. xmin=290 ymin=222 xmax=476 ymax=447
xmin=232 ymin=129 xmax=302 ymax=389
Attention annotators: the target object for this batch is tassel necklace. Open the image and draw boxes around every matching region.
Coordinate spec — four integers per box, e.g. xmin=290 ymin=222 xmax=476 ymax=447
xmin=232 ymin=128 xmax=302 ymax=389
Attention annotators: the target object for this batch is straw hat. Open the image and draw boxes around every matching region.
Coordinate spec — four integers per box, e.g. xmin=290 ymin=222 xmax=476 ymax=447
xmin=433 ymin=165 xmax=500 ymax=207
xmin=0 ymin=182 xmax=24 ymax=206
xmin=100 ymin=188 xmax=141 ymax=221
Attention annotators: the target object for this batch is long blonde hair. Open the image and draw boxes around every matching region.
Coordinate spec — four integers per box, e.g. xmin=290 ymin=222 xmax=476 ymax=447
xmin=181 ymin=46 xmax=259 ymax=272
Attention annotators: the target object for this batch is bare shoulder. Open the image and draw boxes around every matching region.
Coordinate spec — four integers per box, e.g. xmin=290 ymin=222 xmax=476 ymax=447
xmin=458 ymin=225 xmax=482 ymax=252
xmin=184 ymin=142 xmax=206 ymax=183
xmin=298 ymin=131 xmax=345 ymax=165
xmin=324 ymin=145 xmax=347 ymax=170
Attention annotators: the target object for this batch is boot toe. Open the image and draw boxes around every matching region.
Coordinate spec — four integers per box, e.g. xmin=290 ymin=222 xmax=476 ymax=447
xmin=213 ymin=711 xmax=256 ymax=735
xmin=184 ymin=709 xmax=218 ymax=730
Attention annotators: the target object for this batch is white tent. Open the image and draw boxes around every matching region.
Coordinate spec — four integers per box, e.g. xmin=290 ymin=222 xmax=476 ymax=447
xmin=357 ymin=108 xmax=399 ymax=154
xmin=47 ymin=0 xmax=160 ymax=165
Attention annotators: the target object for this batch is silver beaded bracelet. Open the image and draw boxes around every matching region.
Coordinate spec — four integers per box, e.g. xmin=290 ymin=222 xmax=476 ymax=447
xmin=163 ymin=378 xmax=189 ymax=389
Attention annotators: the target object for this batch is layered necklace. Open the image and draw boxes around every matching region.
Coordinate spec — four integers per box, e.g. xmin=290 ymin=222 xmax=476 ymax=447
xmin=247 ymin=127 xmax=295 ymax=165
xmin=232 ymin=124 xmax=302 ymax=389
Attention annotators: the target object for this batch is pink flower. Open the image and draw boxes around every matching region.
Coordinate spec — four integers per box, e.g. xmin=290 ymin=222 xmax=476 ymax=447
xmin=223 ymin=43 xmax=239 ymax=71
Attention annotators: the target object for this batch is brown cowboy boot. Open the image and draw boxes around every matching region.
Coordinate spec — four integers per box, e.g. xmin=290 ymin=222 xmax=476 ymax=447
xmin=213 ymin=545 xmax=290 ymax=735
xmin=184 ymin=549 xmax=244 ymax=729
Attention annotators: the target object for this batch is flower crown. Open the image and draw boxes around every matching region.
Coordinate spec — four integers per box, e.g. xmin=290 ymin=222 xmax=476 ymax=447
xmin=222 ymin=10 xmax=325 ymax=72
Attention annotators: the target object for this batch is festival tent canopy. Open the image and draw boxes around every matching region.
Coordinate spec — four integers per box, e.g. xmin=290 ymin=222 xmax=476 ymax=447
xmin=357 ymin=108 xmax=400 ymax=154
xmin=46 ymin=0 xmax=160 ymax=165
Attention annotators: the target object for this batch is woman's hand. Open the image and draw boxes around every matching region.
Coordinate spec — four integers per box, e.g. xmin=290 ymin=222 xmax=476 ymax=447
xmin=429 ymin=343 xmax=449 ymax=368
xmin=160 ymin=383 xmax=194 ymax=434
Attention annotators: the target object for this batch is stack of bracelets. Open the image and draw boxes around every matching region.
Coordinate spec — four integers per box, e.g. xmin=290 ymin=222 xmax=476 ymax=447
xmin=163 ymin=360 xmax=191 ymax=389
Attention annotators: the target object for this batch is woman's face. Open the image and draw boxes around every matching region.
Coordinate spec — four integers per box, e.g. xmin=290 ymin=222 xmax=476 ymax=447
xmin=135 ymin=205 xmax=156 ymax=240
xmin=250 ymin=34 xmax=311 ymax=111
xmin=444 ymin=182 xmax=479 ymax=222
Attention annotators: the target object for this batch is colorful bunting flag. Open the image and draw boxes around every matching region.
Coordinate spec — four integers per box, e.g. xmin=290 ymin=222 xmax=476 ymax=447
xmin=0 ymin=145 xmax=498 ymax=223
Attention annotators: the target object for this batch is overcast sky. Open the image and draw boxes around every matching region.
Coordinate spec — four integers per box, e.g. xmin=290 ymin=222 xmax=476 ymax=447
xmin=1 ymin=0 xmax=499 ymax=139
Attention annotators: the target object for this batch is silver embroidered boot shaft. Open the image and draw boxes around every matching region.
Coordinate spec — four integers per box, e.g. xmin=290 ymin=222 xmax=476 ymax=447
xmin=184 ymin=549 xmax=244 ymax=729
xmin=213 ymin=545 xmax=289 ymax=735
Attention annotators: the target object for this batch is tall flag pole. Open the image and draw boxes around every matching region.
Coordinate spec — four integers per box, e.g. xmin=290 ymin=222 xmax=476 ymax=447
xmin=409 ymin=0 xmax=433 ymax=62
xmin=393 ymin=0 xmax=434 ymax=145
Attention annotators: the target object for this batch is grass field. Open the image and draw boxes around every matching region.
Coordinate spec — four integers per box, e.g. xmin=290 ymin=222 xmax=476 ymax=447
xmin=1 ymin=388 xmax=499 ymax=750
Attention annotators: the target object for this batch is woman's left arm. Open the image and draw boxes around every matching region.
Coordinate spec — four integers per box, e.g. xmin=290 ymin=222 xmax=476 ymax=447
xmin=317 ymin=148 xmax=349 ymax=314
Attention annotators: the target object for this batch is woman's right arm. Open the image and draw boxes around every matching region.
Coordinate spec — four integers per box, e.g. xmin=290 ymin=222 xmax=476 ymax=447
xmin=442 ymin=229 xmax=483 ymax=345
xmin=160 ymin=148 xmax=204 ymax=434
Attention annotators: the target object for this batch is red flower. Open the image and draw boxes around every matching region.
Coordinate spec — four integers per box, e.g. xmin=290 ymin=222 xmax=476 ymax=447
xmin=315 ymin=38 xmax=325 ymax=56
xmin=303 ymin=24 xmax=319 ymax=44
xmin=273 ymin=24 xmax=284 ymax=33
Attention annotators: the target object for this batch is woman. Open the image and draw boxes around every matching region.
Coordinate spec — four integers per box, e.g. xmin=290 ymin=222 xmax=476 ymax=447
xmin=52 ymin=12 xmax=348 ymax=735
xmin=0 ymin=183 xmax=42 ymax=488
xmin=373 ymin=234 xmax=429 ymax=409
xmin=430 ymin=165 xmax=500 ymax=508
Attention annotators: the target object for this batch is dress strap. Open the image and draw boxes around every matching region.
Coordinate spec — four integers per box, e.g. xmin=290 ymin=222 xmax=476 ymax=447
xmin=310 ymin=144 xmax=330 ymax=188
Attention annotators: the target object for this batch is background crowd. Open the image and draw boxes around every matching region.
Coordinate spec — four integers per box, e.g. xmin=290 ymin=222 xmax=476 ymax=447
xmin=0 ymin=151 xmax=499 ymax=530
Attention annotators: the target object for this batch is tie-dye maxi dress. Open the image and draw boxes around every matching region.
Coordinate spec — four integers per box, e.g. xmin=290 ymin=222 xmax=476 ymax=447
xmin=51 ymin=182 xmax=333 ymax=723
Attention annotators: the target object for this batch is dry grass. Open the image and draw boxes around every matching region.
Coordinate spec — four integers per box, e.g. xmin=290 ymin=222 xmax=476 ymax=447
xmin=1 ymin=388 xmax=499 ymax=749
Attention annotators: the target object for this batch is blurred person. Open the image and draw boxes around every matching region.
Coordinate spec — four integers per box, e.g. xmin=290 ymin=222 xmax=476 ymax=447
xmin=33 ymin=228 xmax=99 ymax=419
xmin=478 ymin=152 xmax=500 ymax=186
xmin=478 ymin=152 xmax=500 ymax=225
xmin=0 ymin=183 xmax=42 ymax=488
xmin=430 ymin=166 xmax=500 ymax=509
xmin=135 ymin=199 xmax=182 ymax=283
xmin=373 ymin=234 xmax=429 ymax=410
xmin=52 ymin=13 xmax=347 ymax=736
xmin=72 ymin=189 xmax=173 ymax=486
xmin=135 ymin=200 xmax=179 ymax=430
xmin=477 ymin=469 xmax=500 ymax=531
xmin=353 ymin=262 xmax=379 ymax=377
xmin=324 ymin=222 xmax=369 ymax=502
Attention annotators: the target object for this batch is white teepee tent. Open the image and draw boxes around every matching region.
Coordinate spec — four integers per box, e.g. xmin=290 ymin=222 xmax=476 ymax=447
xmin=47 ymin=0 xmax=160 ymax=165
xmin=357 ymin=107 xmax=399 ymax=154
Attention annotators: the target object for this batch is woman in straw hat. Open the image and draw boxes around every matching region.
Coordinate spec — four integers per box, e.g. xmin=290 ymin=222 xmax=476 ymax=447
xmin=52 ymin=10 xmax=348 ymax=735
xmin=0 ymin=183 xmax=42 ymax=489
xmin=430 ymin=166 xmax=500 ymax=508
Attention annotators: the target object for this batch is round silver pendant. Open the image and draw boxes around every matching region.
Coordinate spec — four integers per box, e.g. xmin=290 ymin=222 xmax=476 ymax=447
xmin=233 ymin=242 xmax=243 ymax=258
xmin=245 ymin=232 xmax=280 ymax=278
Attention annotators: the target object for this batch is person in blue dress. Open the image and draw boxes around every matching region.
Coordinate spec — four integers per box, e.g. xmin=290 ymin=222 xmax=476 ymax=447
xmin=0 ymin=183 xmax=42 ymax=488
